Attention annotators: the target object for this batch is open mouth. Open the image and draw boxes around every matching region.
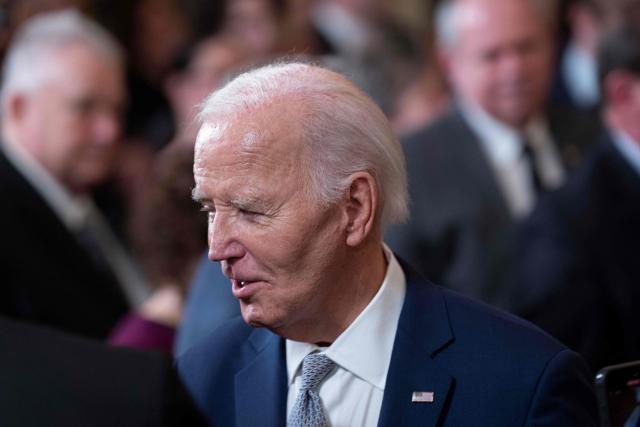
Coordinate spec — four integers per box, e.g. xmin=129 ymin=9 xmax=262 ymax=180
xmin=233 ymin=279 xmax=250 ymax=288
xmin=231 ymin=278 xmax=264 ymax=299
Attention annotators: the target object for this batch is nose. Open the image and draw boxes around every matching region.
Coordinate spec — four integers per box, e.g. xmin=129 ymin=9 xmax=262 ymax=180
xmin=501 ymin=49 xmax=528 ymax=80
xmin=207 ymin=212 xmax=246 ymax=263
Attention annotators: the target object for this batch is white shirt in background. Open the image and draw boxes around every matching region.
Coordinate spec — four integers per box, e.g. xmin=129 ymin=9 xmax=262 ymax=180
xmin=611 ymin=129 xmax=640 ymax=178
xmin=459 ymin=100 xmax=566 ymax=218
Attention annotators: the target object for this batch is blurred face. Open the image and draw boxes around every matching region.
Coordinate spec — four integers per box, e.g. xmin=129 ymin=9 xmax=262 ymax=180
xmin=606 ymin=71 xmax=640 ymax=144
xmin=225 ymin=0 xmax=279 ymax=56
xmin=21 ymin=43 xmax=125 ymax=193
xmin=167 ymin=38 xmax=247 ymax=141
xmin=445 ymin=0 xmax=553 ymax=128
xmin=627 ymin=78 xmax=640 ymax=143
xmin=193 ymin=105 xmax=348 ymax=338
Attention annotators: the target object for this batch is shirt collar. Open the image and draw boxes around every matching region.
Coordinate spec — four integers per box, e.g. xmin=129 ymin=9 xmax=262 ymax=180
xmin=458 ymin=98 xmax=550 ymax=164
xmin=610 ymin=128 xmax=640 ymax=178
xmin=1 ymin=140 xmax=90 ymax=230
xmin=286 ymin=244 xmax=406 ymax=391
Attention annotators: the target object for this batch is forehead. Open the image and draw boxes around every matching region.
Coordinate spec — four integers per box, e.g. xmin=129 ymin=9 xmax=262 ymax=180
xmin=194 ymin=103 xmax=307 ymax=192
xmin=456 ymin=0 xmax=547 ymax=47
xmin=196 ymin=102 xmax=303 ymax=154
xmin=44 ymin=43 xmax=125 ymax=100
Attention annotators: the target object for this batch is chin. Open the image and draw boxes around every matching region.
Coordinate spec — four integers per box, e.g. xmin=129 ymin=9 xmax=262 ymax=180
xmin=240 ymin=304 xmax=266 ymax=328
xmin=494 ymin=108 xmax=531 ymax=128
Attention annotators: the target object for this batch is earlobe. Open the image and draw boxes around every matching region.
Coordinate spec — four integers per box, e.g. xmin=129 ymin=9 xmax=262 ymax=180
xmin=344 ymin=172 xmax=378 ymax=247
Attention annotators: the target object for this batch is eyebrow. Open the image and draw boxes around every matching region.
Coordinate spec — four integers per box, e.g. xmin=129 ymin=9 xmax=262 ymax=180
xmin=191 ymin=187 xmax=209 ymax=204
xmin=191 ymin=189 xmax=268 ymax=213
xmin=230 ymin=194 xmax=267 ymax=210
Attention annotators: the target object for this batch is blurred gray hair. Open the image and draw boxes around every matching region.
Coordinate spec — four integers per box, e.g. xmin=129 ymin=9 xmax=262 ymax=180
xmin=198 ymin=62 xmax=409 ymax=231
xmin=435 ymin=0 xmax=556 ymax=50
xmin=1 ymin=9 xmax=123 ymax=109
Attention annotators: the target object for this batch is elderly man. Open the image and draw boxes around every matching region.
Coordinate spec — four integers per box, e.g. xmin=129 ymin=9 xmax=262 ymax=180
xmin=386 ymin=0 xmax=601 ymax=302
xmin=504 ymin=23 xmax=640 ymax=372
xmin=178 ymin=63 xmax=597 ymax=426
xmin=0 ymin=10 xmax=148 ymax=338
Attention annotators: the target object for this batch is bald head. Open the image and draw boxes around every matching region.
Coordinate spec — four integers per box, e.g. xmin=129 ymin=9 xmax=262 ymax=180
xmin=436 ymin=0 xmax=555 ymax=128
xmin=197 ymin=62 xmax=408 ymax=231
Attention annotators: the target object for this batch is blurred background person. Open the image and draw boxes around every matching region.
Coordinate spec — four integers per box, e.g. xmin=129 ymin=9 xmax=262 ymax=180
xmin=552 ymin=0 xmax=607 ymax=109
xmin=503 ymin=21 xmax=640 ymax=372
xmin=0 ymin=315 xmax=207 ymax=427
xmin=386 ymin=0 xmax=600 ymax=303
xmin=221 ymin=0 xmax=286 ymax=59
xmin=0 ymin=9 xmax=149 ymax=339
xmin=551 ymin=0 xmax=640 ymax=110
xmin=109 ymin=34 xmax=253 ymax=354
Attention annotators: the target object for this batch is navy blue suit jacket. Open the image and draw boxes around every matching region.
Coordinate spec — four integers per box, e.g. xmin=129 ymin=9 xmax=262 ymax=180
xmin=502 ymin=131 xmax=640 ymax=371
xmin=178 ymin=265 xmax=597 ymax=426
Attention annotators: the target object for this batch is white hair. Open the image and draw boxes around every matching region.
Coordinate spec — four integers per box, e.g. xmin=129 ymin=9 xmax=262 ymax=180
xmin=0 ymin=9 xmax=123 ymax=109
xmin=198 ymin=62 xmax=409 ymax=231
xmin=435 ymin=0 xmax=556 ymax=50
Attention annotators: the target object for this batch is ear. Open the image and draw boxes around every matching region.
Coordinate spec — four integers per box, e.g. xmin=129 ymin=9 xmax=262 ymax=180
xmin=342 ymin=172 xmax=378 ymax=247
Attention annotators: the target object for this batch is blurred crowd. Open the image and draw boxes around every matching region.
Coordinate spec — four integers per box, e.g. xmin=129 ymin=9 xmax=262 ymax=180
xmin=0 ymin=0 xmax=639 ymax=423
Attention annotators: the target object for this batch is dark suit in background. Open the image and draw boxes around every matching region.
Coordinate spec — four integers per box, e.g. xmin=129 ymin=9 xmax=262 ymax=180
xmin=386 ymin=105 xmax=599 ymax=302
xmin=502 ymin=132 xmax=640 ymax=371
xmin=0 ymin=149 xmax=130 ymax=338
xmin=178 ymin=265 xmax=598 ymax=427
xmin=0 ymin=316 xmax=207 ymax=427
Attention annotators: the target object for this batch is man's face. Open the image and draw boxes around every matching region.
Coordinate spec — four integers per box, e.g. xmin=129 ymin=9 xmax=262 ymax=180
xmin=611 ymin=72 xmax=640 ymax=144
xmin=22 ymin=43 xmax=125 ymax=192
xmin=193 ymin=105 xmax=348 ymax=337
xmin=445 ymin=0 xmax=553 ymax=127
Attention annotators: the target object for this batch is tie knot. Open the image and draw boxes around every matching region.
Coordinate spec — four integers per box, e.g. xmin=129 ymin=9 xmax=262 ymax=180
xmin=299 ymin=353 xmax=335 ymax=392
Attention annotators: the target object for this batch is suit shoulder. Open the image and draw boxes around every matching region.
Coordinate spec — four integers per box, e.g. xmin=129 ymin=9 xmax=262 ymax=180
xmin=177 ymin=316 xmax=267 ymax=423
xmin=424 ymin=287 xmax=597 ymax=425
xmin=179 ymin=315 xmax=251 ymax=369
xmin=401 ymin=109 xmax=461 ymax=152
xmin=441 ymin=287 xmax=566 ymax=357
xmin=177 ymin=316 xmax=252 ymax=391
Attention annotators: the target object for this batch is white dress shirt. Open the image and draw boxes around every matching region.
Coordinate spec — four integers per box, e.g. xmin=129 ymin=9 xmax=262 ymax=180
xmin=611 ymin=129 xmax=640 ymax=178
xmin=1 ymin=140 xmax=150 ymax=306
xmin=459 ymin=100 xmax=566 ymax=218
xmin=561 ymin=41 xmax=600 ymax=108
xmin=286 ymin=245 xmax=406 ymax=427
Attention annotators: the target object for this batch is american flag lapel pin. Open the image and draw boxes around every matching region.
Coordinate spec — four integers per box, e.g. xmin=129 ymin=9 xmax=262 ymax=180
xmin=411 ymin=391 xmax=434 ymax=403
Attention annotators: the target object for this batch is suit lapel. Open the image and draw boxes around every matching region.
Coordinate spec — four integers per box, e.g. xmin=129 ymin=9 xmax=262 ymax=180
xmin=378 ymin=265 xmax=455 ymax=427
xmin=235 ymin=328 xmax=288 ymax=427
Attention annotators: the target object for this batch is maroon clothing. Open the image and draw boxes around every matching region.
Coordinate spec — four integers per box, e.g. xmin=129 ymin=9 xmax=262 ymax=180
xmin=109 ymin=313 xmax=175 ymax=354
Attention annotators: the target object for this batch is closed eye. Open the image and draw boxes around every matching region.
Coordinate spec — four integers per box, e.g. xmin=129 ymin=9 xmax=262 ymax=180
xmin=239 ymin=208 xmax=261 ymax=218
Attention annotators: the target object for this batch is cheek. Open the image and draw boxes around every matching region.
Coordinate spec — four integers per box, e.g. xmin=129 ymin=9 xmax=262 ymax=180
xmin=46 ymin=114 xmax=87 ymax=154
xmin=455 ymin=59 xmax=493 ymax=97
xmin=249 ymin=231 xmax=303 ymax=272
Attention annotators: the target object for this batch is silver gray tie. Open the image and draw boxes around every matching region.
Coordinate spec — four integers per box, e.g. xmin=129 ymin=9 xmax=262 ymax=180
xmin=288 ymin=353 xmax=336 ymax=427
